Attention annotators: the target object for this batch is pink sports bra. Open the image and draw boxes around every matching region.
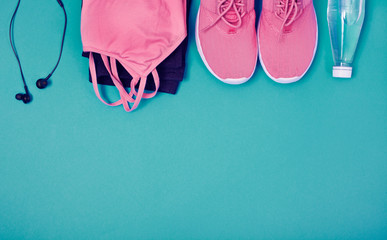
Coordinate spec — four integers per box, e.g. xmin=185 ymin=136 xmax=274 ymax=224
xmin=81 ymin=0 xmax=187 ymax=112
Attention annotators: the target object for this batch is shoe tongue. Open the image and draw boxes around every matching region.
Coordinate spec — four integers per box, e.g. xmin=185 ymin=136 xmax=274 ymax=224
xmin=224 ymin=10 xmax=238 ymax=22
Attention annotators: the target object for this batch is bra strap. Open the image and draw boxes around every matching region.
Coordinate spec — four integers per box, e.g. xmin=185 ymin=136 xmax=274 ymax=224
xmin=102 ymin=55 xmax=147 ymax=112
xmin=89 ymin=53 xmax=123 ymax=107
xmin=89 ymin=52 xmax=159 ymax=112
xmin=130 ymin=69 xmax=160 ymax=99
xmin=105 ymin=56 xmax=135 ymax=103
xmin=102 ymin=56 xmax=134 ymax=111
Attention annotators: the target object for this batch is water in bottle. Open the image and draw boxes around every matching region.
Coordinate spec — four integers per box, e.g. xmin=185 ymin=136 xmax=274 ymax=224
xmin=327 ymin=0 xmax=365 ymax=78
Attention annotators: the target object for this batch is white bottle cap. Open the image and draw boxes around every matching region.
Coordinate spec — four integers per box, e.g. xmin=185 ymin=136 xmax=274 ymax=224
xmin=333 ymin=66 xmax=352 ymax=78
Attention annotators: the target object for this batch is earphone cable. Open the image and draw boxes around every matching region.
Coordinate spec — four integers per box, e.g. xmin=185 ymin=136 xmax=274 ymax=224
xmin=46 ymin=3 xmax=67 ymax=79
xmin=9 ymin=0 xmax=28 ymax=90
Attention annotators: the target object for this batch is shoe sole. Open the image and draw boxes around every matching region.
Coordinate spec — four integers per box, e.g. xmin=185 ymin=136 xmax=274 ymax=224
xmin=257 ymin=8 xmax=319 ymax=84
xmin=195 ymin=8 xmax=257 ymax=85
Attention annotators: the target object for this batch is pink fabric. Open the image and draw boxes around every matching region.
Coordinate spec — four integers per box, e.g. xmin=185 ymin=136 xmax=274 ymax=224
xmin=197 ymin=0 xmax=257 ymax=80
xmin=81 ymin=0 xmax=187 ymax=112
xmin=258 ymin=0 xmax=317 ymax=80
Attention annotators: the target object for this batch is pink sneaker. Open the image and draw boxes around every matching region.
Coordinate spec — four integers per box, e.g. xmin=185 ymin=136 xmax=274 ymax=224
xmin=258 ymin=0 xmax=318 ymax=83
xmin=196 ymin=0 xmax=258 ymax=84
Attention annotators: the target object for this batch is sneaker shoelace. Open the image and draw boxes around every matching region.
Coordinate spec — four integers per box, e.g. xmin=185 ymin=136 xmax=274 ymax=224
xmin=202 ymin=0 xmax=246 ymax=31
xmin=275 ymin=0 xmax=303 ymax=34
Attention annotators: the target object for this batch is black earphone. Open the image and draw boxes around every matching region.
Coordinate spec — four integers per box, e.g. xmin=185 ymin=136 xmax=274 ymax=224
xmin=9 ymin=0 xmax=67 ymax=104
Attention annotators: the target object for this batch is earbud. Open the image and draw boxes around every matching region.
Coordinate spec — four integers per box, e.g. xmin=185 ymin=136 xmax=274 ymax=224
xmin=15 ymin=93 xmax=31 ymax=104
xmin=15 ymin=86 xmax=31 ymax=104
xmin=36 ymin=77 xmax=49 ymax=89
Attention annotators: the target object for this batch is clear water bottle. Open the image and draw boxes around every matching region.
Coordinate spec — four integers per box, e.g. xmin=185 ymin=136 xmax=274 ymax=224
xmin=328 ymin=0 xmax=365 ymax=78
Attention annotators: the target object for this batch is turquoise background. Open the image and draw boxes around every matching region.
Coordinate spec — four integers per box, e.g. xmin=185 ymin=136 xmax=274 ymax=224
xmin=1 ymin=0 xmax=386 ymax=239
